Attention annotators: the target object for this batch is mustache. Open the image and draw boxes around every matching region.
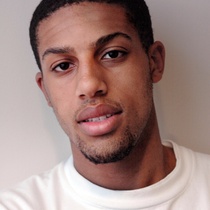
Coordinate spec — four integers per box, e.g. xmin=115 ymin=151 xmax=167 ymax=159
xmin=74 ymin=98 xmax=123 ymax=119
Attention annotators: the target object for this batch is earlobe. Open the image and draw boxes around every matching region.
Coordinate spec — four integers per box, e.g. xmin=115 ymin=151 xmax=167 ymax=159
xmin=148 ymin=41 xmax=165 ymax=83
xmin=35 ymin=72 xmax=52 ymax=107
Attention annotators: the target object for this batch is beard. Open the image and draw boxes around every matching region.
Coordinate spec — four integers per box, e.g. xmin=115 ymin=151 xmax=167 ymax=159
xmin=53 ymin=73 xmax=154 ymax=165
xmin=74 ymin=104 xmax=153 ymax=165
xmin=76 ymin=126 xmax=139 ymax=164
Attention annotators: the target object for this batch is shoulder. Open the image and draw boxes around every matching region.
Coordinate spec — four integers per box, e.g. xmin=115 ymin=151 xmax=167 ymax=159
xmin=0 ymin=158 xmax=69 ymax=210
xmin=164 ymin=140 xmax=210 ymax=167
xmin=167 ymin=140 xmax=210 ymax=187
xmin=181 ymin=145 xmax=210 ymax=204
xmin=175 ymin=141 xmax=210 ymax=171
xmin=163 ymin=140 xmax=210 ymax=183
xmin=163 ymin=140 xmax=210 ymax=206
xmin=192 ymin=150 xmax=210 ymax=179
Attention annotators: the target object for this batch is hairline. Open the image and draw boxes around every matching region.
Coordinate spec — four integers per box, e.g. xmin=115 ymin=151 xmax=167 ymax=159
xmin=30 ymin=0 xmax=153 ymax=71
xmin=36 ymin=2 xmax=139 ymax=65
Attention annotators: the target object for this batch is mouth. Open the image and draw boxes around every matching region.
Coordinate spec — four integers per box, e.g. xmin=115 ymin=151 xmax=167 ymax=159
xmin=76 ymin=104 xmax=123 ymax=136
xmin=83 ymin=114 xmax=114 ymax=122
xmin=77 ymin=104 xmax=122 ymax=123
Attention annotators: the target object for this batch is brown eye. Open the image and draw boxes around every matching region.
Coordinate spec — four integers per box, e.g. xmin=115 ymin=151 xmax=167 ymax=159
xmin=53 ymin=62 xmax=73 ymax=72
xmin=59 ymin=62 xmax=70 ymax=70
xmin=107 ymin=51 xmax=120 ymax=58
xmin=103 ymin=50 xmax=126 ymax=60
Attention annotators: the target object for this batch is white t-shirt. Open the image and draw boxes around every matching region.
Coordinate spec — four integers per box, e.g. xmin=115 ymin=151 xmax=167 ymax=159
xmin=1 ymin=141 xmax=210 ymax=210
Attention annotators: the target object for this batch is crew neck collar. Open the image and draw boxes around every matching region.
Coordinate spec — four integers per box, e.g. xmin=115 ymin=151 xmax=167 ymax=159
xmin=64 ymin=141 xmax=194 ymax=209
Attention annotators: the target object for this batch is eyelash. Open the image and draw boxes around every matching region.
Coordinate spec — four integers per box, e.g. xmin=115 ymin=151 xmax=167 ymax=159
xmin=102 ymin=50 xmax=127 ymax=60
xmin=52 ymin=61 xmax=74 ymax=72
xmin=52 ymin=49 xmax=128 ymax=72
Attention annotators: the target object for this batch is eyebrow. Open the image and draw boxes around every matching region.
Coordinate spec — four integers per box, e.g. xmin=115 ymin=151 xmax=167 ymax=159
xmin=42 ymin=32 xmax=132 ymax=60
xmin=42 ymin=46 xmax=73 ymax=60
xmin=94 ymin=32 xmax=132 ymax=48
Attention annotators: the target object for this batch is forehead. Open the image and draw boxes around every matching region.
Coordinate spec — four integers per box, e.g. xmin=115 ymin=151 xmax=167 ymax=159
xmin=37 ymin=2 xmax=135 ymax=51
xmin=38 ymin=2 xmax=128 ymax=29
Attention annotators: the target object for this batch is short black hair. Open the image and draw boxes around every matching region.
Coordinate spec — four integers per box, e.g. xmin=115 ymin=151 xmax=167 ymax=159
xmin=29 ymin=0 xmax=154 ymax=70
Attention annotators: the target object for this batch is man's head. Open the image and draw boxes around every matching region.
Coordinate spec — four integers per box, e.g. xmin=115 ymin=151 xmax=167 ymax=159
xmin=29 ymin=0 xmax=154 ymax=71
xmin=31 ymin=0 xmax=165 ymax=165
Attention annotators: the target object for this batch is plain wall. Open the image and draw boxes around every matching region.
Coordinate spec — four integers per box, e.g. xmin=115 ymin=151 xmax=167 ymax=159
xmin=0 ymin=0 xmax=210 ymax=189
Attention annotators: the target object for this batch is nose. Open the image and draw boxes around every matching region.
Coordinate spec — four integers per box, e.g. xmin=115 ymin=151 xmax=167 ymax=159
xmin=76 ymin=62 xmax=108 ymax=100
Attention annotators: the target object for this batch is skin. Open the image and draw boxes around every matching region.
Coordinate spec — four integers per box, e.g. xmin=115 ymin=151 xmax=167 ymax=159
xmin=36 ymin=2 xmax=176 ymax=190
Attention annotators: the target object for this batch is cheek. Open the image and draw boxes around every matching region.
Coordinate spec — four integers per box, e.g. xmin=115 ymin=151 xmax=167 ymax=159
xmin=45 ymin=78 xmax=73 ymax=101
xmin=115 ymin=70 xmax=153 ymax=116
xmin=113 ymin=67 xmax=152 ymax=98
xmin=44 ymin=80 xmax=76 ymax=117
xmin=49 ymin=91 xmax=77 ymax=138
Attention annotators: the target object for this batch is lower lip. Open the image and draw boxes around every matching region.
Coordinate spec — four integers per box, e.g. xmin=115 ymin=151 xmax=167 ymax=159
xmin=78 ymin=114 xmax=122 ymax=137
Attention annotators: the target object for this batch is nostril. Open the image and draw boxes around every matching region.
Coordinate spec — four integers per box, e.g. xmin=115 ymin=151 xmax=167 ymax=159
xmin=79 ymin=89 xmax=106 ymax=100
xmin=95 ymin=89 xmax=105 ymax=97
xmin=76 ymin=74 xmax=108 ymax=99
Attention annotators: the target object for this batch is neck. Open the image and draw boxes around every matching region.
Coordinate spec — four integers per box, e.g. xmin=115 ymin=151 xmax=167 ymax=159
xmin=72 ymin=112 xmax=176 ymax=190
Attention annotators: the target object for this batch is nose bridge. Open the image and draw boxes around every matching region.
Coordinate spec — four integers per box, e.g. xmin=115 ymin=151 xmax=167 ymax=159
xmin=76 ymin=59 xmax=107 ymax=99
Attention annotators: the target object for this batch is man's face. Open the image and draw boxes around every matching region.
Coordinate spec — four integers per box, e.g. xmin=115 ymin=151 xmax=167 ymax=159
xmin=36 ymin=2 xmax=163 ymax=164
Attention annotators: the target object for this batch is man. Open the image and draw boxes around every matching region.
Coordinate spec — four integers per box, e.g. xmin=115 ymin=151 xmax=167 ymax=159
xmin=0 ymin=0 xmax=210 ymax=209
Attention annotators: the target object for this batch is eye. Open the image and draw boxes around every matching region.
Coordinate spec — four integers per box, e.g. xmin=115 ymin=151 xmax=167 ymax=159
xmin=102 ymin=50 xmax=127 ymax=60
xmin=53 ymin=62 xmax=74 ymax=72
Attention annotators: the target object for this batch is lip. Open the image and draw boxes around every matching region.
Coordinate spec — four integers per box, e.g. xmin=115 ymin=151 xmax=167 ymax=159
xmin=76 ymin=104 xmax=123 ymax=136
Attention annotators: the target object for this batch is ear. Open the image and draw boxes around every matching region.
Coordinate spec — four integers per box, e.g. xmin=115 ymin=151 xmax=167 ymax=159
xmin=36 ymin=72 xmax=52 ymax=107
xmin=148 ymin=41 xmax=165 ymax=83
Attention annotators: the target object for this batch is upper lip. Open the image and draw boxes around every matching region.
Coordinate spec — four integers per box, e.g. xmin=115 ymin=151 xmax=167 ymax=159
xmin=76 ymin=104 xmax=123 ymax=123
